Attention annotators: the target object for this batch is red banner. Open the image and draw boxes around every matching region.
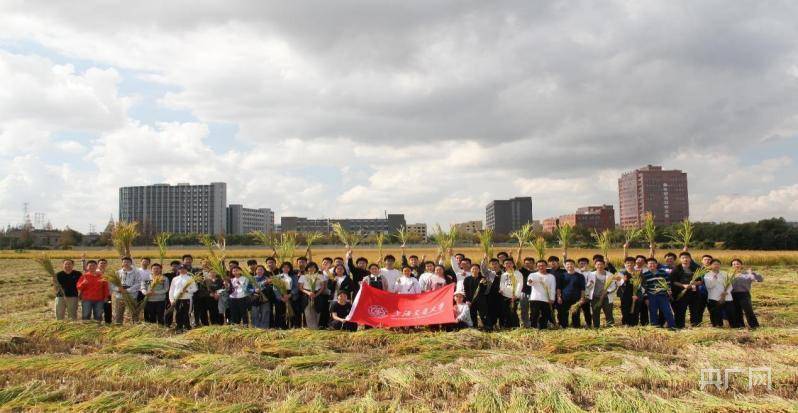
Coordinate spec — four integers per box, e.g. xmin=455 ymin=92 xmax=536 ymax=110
xmin=347 ymin=283 xmax=456 ymax=327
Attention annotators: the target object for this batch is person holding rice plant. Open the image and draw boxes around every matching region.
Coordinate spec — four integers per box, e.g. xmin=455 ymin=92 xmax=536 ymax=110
xmin=168 ymin=264 xmax=198 ymax=331
xmin=527 ymin=260 xmax=556 ymax=329
xmin=585 ymin=258 xmax=622 ymax=328
xmin=97 ymin=258 xmax=113 ymax=324
xmin=273 ymin=262 xmax=295 ymax=329
xmin=330 ymin=263 xmax=356 ymax=302
xmin=518 ymin=257 xmax=535 ymax=328
xmin=730 ymin=258 xmax=763 ymax=329
xmin=77 ymin=260 xmax=108 ymax=322
xmin=55 ymin=258 xmax=82 ymax=321
xmin=110 ymin=257 xmax=144 ymax=324
xmin=251 ymin=265 xmax=277 ymax=329
xmin=395 ymin=265 xmax=422 ymax=294
xmin=704 ymin=259 xmax=738 ymax=328
xmin=380 ymin=255 xmax=401 ymax=293
xmin=206 ymin=269 xmax=225 ymax=325
xmin=617 ymin=257 xmax=640 ymax=326
xmin=669 ymin=251 xmax=704 ymax=328
xmin=142 ymin=263 xmax=169 ymax=325
xmin=345 ymin=249 xmax=370 ymax=287
xmin=641 ymin=258 xmax=675 ymax=329
xmin=559 ymin=259 xmax=586 ymax=328
xmin=228 ymin=266 xmax=254 ymax=326
xmin=162 ymin=260 xmax=181 ymax=327
xmin=480 ymin=256 xmax=503 ymax=330
xmin=499 ymin=259 xmax=523 ymax=328
xmin=299 ymin=262 xmax=327 ymax=329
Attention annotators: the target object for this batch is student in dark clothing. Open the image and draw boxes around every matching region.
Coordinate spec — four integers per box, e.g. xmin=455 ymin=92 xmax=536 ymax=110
xmin=641 ymin=258 xmax=675 ymax=329
xmin=670 ymin=252 xmax=704 ymax=328
xmin=618 ymin=257 xmax=641 ymax=326
xmin=345 ymin=249 xmax=370 ymax=290
xmin=400 ymin=246 xmax=426 ymax=277
xmin=330 ymin=291 xmax=357 ymax=331
xmin=463 ymin=264 xmax=486 ymax=328
xmin=518 ymin=257 xmax=535 ymax=328
xmin=547 ymin=256 xmax=566 ymax=326
xmin=55 ymin=259 xmax=82 ymax=321
xmin=97 ymin=259 xmax=113 ymax=324
xmin=558 ymin=259 xmax=586 ymax=328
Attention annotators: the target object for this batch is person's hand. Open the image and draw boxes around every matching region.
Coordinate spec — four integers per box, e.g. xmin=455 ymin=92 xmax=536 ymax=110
xmin=623 ymin=242 xmax=629 ymax=249
xmin=81 ymin=251 xmax=87 ymax=260
xmin=632 ymin=296 xmax=638 ymax=302
xmin=557 ymin=297 xmax=562 ymax=305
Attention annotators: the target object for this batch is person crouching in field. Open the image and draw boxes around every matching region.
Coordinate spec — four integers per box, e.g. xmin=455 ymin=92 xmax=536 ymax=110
xmin=330 ymin=291 xmax=357 ymax=331
xmin=168 ymin=265 xmax=197 ymax=332
xmin=730 ymin=259 xmax=764 ymax=329
xmin=453 ymin=288 xmax=473 ymax=329
xmin=641 ymin=258 xmax=675 ymax=329
xmin=55 ymin=258 xmax=82 ymax=320
xmin=77 ymin=260 xmax=108 ymax=322
xmin=704 ymin=259 xmax=738 ymax=328
xmin=143 ymin=263 xmax=169 ymax=325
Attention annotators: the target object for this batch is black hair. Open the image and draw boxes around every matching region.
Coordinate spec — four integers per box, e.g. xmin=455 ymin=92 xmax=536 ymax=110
xmin=461 ymin=257 xmax=472 ymax=264
xmin=322 ymin=257 xmax=333 ymax=263
xmin=98 ymin=258 xmax=108 ymax=263
xmin=86 ymin=259 xmax=97 ymax=265
xmin=535 ymin=260 xmax=548 ymax=266
xmin=256 ymin=264 xmax=267 ymax=271
xmin=170 ymin=260 xmax=180 ymax=266
xmin=577 ymin=257 xmax=590 ymax=264
xmin=592 ymin=254 xmax=605 ymax=261
xmin=368 ymin=263 xmax=380 ymax=270
xmin=229 ymin=260 xmax=239 ymax=266
xmin=246 ymin=259 xmax=257 ymax=266
xmin=63 ymin=258 xmax=74 ymax=264
xmin=151 ymin=263 xmax=162 ymax=269
xmin=489 ymin=258 xmax=500 ymax=264
xmin=121 ymin=256 xmax=132 ymax=262
xmin=280 ymin=262 xmax=294 ymax=272
xmin=497 ymin=251 xmax=509 ymax=258
xmin=523 ymin=257 xmax=534 ymax=263
xmin=547 ymin=256 xmax=560 ymax=262
xmin=731 ymin=258 xmax=743 ymax=265
xmin=401 ymin=265 xmax=412 ymax=271
xmin=182 ymin=254 xmax=193 ymax=260
xmin=140 ymin=257 xmax=151 ymax=262
xmin=635 ymin=255 xmax=647 ymax=261
xmin=594 ymin=258 xmax=605 ymax=264
xmin=564 ymin=259 xmax=575 ymax=264
xmin=356 ymin=257 xmax=368 ymax=264
xmin=646 ymin=257 xmax=659 ymax=263
xmin=679 ymin=251 xmax=692 ymax=258
xmin=624 ymin=257 xmax=636 ymax=263
xmin=296 ymin=256 xmax=308 ymax=262
xmin=710 ymin=258 xmax=721 ymax=265
xmin=384 ymin=254 xmax=396 ymax=261
xmin=334 ymin=257 xmax=344 ymax=262
xmin=305 ymin=262 xmax=319 ymax=272
xmin=701 ymin=254 xmax=713 ymax=260
xmin=455 ymin=253 xmax=465 ymax=259
xmin=409 ymin=255 xmax=419 ymax=260
xmin=664 ymin=252 xmax=677 ymax=259
xmin=265 ymin=257 xmax=276 ymax=263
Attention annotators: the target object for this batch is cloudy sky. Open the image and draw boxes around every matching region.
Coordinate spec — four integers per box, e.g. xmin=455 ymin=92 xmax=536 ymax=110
xmin=1 ymin=1 xmax=797 ymax=233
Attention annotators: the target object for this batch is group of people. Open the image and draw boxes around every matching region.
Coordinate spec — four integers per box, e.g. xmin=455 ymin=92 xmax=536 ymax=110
xmin=52 ymin=245 xmax=764 ymax=332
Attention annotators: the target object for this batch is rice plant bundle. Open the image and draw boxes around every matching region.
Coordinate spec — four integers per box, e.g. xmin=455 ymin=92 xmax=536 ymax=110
xmin=643 ymin=212 xmax=657 ymax=247
xmin=669 ymin=219 xmax=694 ymax=250
xmin=375 ymin=232 xmax=386 ymax=259
xmin=629 ymin=271 xmax=643 ymax=312
xmin=395 ymin=226 xmax=410 ymax=246
xmin=624 ymin=227 xmax=643 ymax=247
xmin=153 ymin=232 xmax=171 ymax=266
xmin=275 ymin=232 xmax=297 ymax=265
xmin=593 ymin=274 xmax=618 ymax=312
xmin=200 ymin=235 xmax=227 ymax=278
xmin=557 ymin=223 xmax=573 ymax=251
xmin=164 ymin=277 xmax=196 ymax=316
xmin=103 ymin=269 xmax=140 ymax=321
xmin=675 ymin=267 xmax=708 ymax=300
xmin=34 ymin=254 xmax=64 ymax=297
xmin=477 ymin=229 xmax=494 ymax=258
xmin=304 ymin=232 xmax=324 ymax=250
xmin=568 ymin=299 xmax=583 ymax=317
xmin=719 ymin=269 xmax=738 ymax=303
xmin=111 ymin=221 xmax=139 ymax=258
xmin=139 ymin=273 xmax=166 ymax=318
xmin=591 ymin=230 xmax=612 ymax=261
xmin=532 ymin=236 xmax=547 ymax=261
xmin=332 ymin=223 xmax=363 ymax=248
xmin=250 ymin=230 xmax=278 ymax=255
xmin=432 ymin=224 xmax=458 ymax=254
xmin=271 ymin=276 xmax=295 ymax=318
xmin=510 ymin=223 xmax=533 ymax=249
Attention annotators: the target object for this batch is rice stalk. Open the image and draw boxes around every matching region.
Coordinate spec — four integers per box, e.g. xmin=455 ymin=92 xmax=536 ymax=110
xmin=304 ymin=231 xmax=324 ymax=250
xmin=103 ymin=269 xmax=140 ymax=322
xmin=675 ymin=267 xmax=708 ymax=300
xmin=34 ymin=255 xmax=64 ymax=297
xmin=375 ymin=232 xmax=386 ymax=260
xmin=532 ymin=236 xmax=547 ymax=261
xmin=333 ymin=223 xmax=363 ymax=248
xmin=395 ymin=226 xmax=410 ymax=246
xmin=592 ymin=229 xmax=612 ymax=260
xmin=643 ymin=211 xmax=657 ymax=247
xmin=250 ymin=230 xmax=277 ymax=256
xmin=111 ymin=221 xmax=139 ymax=258
xmin=510 ymin=223 xmax=533 ymax=249
xmin=153 ymin=232 xmax=171 ymax=266
xmin=719 ymin=269 xmax=738 ymax=304
xmin=624 ymin=227 xmax=644 ymax=246
xmin=669 ymin=219 xmax=694 ymax=250
xmin=477 ymin=229 xmax=494 ymax=258
xmin=432 ymin=224 xmax=458 ymax=254
xmin=275 ymin=233 xmax=297 ymax=265
xmin=557 ymin=223 xmax=573 ymax=252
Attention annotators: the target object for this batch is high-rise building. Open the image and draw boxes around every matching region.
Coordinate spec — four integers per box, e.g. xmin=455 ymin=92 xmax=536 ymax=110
xmin=280 ymin=214 xmax=406 ymax=234
xmin=453 ymin=220 xmax=483 ymax=235
xmin=119 ymin=183 xmax=227 ymax=235
xmin=618 ymin=165 xmax=689 ymax=228
xmin=227 ymin=205 xmax=274 ymax=235
xmin=406 ymin=223 xmax=427 ymax=240
xmin=486 ymin=197 xmax=533 ymax=234
xmin=542 ymin=205 xmax=615 ymax=233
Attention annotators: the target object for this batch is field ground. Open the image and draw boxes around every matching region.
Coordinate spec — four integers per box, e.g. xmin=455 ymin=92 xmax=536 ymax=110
xmin=0 ymin=255 xmax=796 ymax=412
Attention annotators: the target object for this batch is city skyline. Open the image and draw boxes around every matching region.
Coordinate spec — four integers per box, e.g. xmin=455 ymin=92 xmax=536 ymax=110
xmin=2 ymin=2 xmax=798 ymax=233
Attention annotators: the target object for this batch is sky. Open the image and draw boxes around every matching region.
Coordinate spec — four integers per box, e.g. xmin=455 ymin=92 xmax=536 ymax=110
xmin=0 ymin=1 xmax=797 ymax=233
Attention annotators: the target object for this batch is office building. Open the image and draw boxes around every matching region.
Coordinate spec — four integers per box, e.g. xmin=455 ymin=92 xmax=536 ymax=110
xmin=406 ymin=223 xmax=427 ymax=240
xmin=453 ymin=220 xmax=483 ymax=235
xmin=618 ymin=165 xmax=689 ymax=228
xmin=119 ymin=183 xmax=227 ymax=234
xmin=486 ymin=197 xmax=533 ymax=234
xmin=227 ymin=205 xmax=274 ymax=235
xmin=542 ymin=205 xmax=615 ymax=233
xmin=280 ymin=213 xmax=406 ymax=234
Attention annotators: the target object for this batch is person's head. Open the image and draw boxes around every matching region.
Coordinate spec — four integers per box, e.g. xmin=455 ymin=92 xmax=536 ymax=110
xmin=296 ymin=256 xmax=308 ymax=269
xmin=337 ymin=291 xmax=348 ymax=304
xmin=140 ymin=257 xmax=151 ymax=269
xmin=577 ymin=258 xmax=590 ymax=268
xmin=701 ymin=254 xmax=713 ymax=267
xmin=470 ymin=263 xmax=481 ymax=277
xmin=228 ymin=260 xmax=239 ymax=270
xmin=85 ymin=259 xmax=98 ymax=272
xmin=679 ymin=251 xmax=692 ymax=266
xmin=179 ymin=264 xmax=189 ymax=274
xmin=384 ymin=254 xmax=396 ymax=269
xmin=536 ymin=260 xmax=548 ymax=273
xmin=321 ymin=257 xmax=333 ymax=270
xmin=247 ymin=259 xmax=258 ymax=268
xmin=646 ymin=258 xmax=659 ymax=271
xmin=255 ymin=265 xmax=266 ymax=276
xmin=710 ymin=258 xmax=721 ymax=271
xmin=98 ymin=258 xmax=108 ymax=271
xmin=151 ymin=262 xmax=162 ymax=275
xmin=334 ymin=263 xmax=346 ymax=276
xmin=595 ymin=258 xmax=606 ymax=272
xmin=503 ymin=258 xmax=516 ymax=271
xmin=170 ymin=260 xmax=180 ymax=272
xmin=489 ymin=258 xmax=501 ymax=271
xmin=434 ymin=264 xmax=446 ymax=277
xmin=635 ymin=255 xmax=647 ymax=268
xmin=548 ymin=256 xmax=560 ymax=269
xmin=523 ymin=257 xmax=535 ymax=270
xmin=62 ymin=258 xmax=75 ymax=272
xmin=497 ymin=252 xmax=509 ymax=261
xmin=182 ymin=254 xmax=193 ymax=266
xmin=592 ymin=254 xmax=605 ymax=263
xmin=731 ymin=258 xmax=743 ymax=271
xmin=230 ymin=266 xmax=241 ymax=277
xmin=265 ymin=257 xmax=277 ymax=270
xmin=624 ymin=256 xmax=635 ymax=270
xmin=333 ymin=257 xmax=344 ymax=266
xmin=201 ymin=258 xmax=210 ymax=271
xmin=408 ymin=255 xmax=419 ymax=266
xmin=401 ymin=265 xmax=412 ymax=277
xmin=424 ymin=261 xmax=435 ymax=273
xmin=460 ymin=257 xmax=471 ymax=270
xmin=564 ymin=259 xmax=575 ymax=272
xmin=305 ymin=262 xmax=319 ymax=274
xmin=356 ymin=257 xmax=368 ymax=269
xmin=121 ymin=257 xmax=133 ymax=269
xmin=664 ymin=252 xmax=677 ymax=266
xmin=454 ymin=253 xmax=465 ymax=263
xmin=369 ymin=263 xmax=381 ymax=275
xmin=454 ymin=292 xmax=465 ymax=304
xmin=281 ymin=262 xmax=293 ymax=274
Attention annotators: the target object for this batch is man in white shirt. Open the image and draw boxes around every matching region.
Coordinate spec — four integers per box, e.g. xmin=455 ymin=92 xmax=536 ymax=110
xmin=499 ymin=259 xmax=523 ymax=328
xmin=111 ymin=257 xmax=143 ymax=325
xmin=380 ymin=255 xmax=401 ymax=293
xmin=168 ymin=265 xmax=198 ymax=331
xmin=138 ymin=257 xmax=153 ymax=303
xmin=586 ymin=259 xmax=623 ymax=328
xmin=704 ymin=258 xmax=736 ymax=327
xmin=395 ymin=266 xmax=421 ymax=294
xmin=527 ymin=260 xmax=556 ymax=329
xmin=418 ymin=261 xmax=437 ymax=292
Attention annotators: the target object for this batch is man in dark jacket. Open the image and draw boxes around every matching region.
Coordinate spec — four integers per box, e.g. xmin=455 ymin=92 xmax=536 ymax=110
xmin=670 ymin=251 xmax=704 ymax=328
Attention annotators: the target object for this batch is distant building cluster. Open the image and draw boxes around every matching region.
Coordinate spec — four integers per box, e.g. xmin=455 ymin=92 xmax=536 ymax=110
xmin=618 ymin=165 xmax=689 ymax=228
xmin=280 ymin=214 xmax=406 ymax=235
xmin=542 ymin=205 xmax=615 ymax=233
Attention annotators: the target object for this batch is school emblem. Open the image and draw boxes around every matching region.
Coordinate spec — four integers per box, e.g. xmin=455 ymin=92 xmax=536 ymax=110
xmin=367 ymin=305 xmax=388 ymax=318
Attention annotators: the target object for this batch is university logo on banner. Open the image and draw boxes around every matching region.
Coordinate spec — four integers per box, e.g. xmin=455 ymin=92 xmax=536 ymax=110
xmin=347 ymin=283 xmax=456 ymax=327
